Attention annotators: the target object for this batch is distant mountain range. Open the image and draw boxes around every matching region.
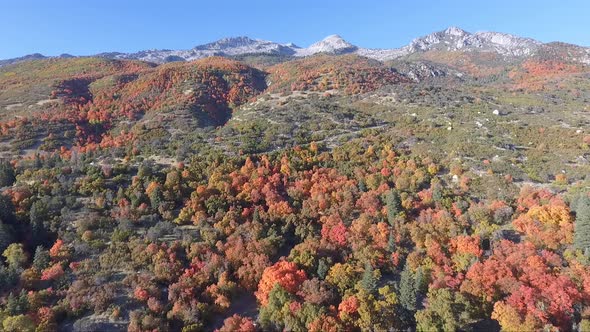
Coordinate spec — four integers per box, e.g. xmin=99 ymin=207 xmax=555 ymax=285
xmin=2 ymin=27 xmax=590 ymax=66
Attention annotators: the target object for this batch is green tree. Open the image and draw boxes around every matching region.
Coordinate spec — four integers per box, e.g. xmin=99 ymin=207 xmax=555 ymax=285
xmin=574 ymin=194 xmax=590 ymax=251
xmin=360 ymin=262 xmax=379 ymax=293
xmin=399 ymin=265 xmax=418 ymax=311
xmin=387 ymin=232 xmax=396 ymax=253
xmin=32 ymin=246 xmax=50 ymax=270
xmin=316 ymin=258 xmax=329 ymax=280
xmin=29 ymin=200 xmax=49 ymax=247
xmin=2 ymin=243 xmax=27 ymax=269
xmin=258 ymin=285 xmax=292 ymax=331
xmin=0 ymin=194 xmax=15 ymax=225
xmin=0 ymin=265 xmax=19 ymax=293
xmin=149 ymin=186 xmax=163 ymax=209
xmin=0 ymin=221 xmax=14 ymax=253
xmin=386 ymin=189 xmax=401 ymax=225
xmin=2 ymin=314 xmax=35 ymax=332
xmin=0 ymin=161 xmax=16 ymax=187
xmin=5 ymin=290 xmax=29 ymax=315
xmin=415 ymin=288 xmax=471 ymax=332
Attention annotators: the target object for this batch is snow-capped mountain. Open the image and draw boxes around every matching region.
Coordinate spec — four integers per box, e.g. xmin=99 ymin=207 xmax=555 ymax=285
xmin=99 ymin=36 xmax=298 ymax=63
xmin=2 ymin=27 xmax=590 ymax=66
xmin=295 ymin=35 xmax=357 ymax=56
xmin=400 ymin=27 xmax=541 ymax=57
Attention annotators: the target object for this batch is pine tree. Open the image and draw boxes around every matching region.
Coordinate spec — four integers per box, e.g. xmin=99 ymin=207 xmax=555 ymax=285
xmin=0 ymin=161 xmax=15 ymax=187
xmin=0 ymin=221 xmax=14 ymax=253
xmin=0 ymin=194 xmax=15 ymax=225
xmin=574 ymin=194 xmax=590 ymax=251
xmin=386 ymin=189 xmax=401 ymax=225
xmin=16 ymin=289 xmax=29 ymax=314
xmin=5 ymin=292 xmax=17 ymax=314
xmin=399 ymin=264 xmax=418 ymax=311
xmin=252 ymin=207 xmax=261 ymax=223
xmin=387 ymin=232 xmax=396 ymax=253
xmin=5 ymin=290 xmax=28 ymax=315
xmin=317 ymin=258 xmax=329 ymax=280
xmin=33 ymin=246 xmax=50 ymax=270
xmin=361 ymin=261 xmax=378 ymax=293
xmin=149 ymin=186 xmax=163 ymax=209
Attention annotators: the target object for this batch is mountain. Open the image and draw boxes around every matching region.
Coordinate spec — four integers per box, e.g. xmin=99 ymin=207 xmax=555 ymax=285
xmin=2 ymin=27 xmax=590 ymax=66
xmin=402 ymin=27 xmax=540 ymax=56
xmin=295 ymin=35 xmax=358 ymax=56
xmin=0 ymin=53 xmax=48 ymax=67
xmin=98 ymin=36 xmax=298 ymax=63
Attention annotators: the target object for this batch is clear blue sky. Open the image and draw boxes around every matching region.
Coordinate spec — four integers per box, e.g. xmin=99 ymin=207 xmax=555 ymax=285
xmin=1 ymin=0 xmax=589 ymax=59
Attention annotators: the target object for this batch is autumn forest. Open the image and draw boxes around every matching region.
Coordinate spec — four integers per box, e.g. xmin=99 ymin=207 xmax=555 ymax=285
xmin=1 ymin=29 xmax=590 ymax=332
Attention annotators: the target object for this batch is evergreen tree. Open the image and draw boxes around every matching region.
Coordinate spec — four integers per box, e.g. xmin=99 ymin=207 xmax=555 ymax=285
xmin=0 ymin=264 xmax=19 ymax=293
xmin=149 ymin=186 xmax=163 ymax=209
xmin=317 ymin=258 xmax=329 ymax=280
xmin=5 ymin=292 xmax=17 ymax=314
xmin=252 ymin=207 xmax=261 ymax=223
xmin=32 ymin=246 xmax=50 ymax=270
xmin=29 ymin=200 xmax=49 ymax=247
xmin=574 ymin=194 xmax=590 ymax=251
xmin=399 ymin=264 xmax=418 ymax=311
xmin=0 ymin=221 xmax=14 ymax=253
xmin=0 ymin=161 xmax=15 ymax=187
xmin=361 ymin=261 xmax=378 ymax=293
xmin=386 ymin=189 xmax=402 ymax=225
xmin=0 ymin=194 xmax=15 ymax=225
xmin=5 ymin=290 xmax=28 ymax=315
xmin=387 ymin=232 xmax=396 ymax=253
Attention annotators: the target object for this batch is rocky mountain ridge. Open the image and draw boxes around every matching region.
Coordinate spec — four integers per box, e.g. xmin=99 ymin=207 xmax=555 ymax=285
xmin=2 ymin=27 xmax=589 ymax=66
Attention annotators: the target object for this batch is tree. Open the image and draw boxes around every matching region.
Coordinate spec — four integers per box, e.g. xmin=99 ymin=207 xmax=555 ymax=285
xmin=2 ymin=314 xmax=35 ymax=332
xmin=574 ymin=194 xmax=590 ymax=252
xmin=0 ymin=194 xmax=15 ymax=225
xmin=399 ymin=264 xmax=418 ymax=311
xmin=2 ymin=243 xmax=27 ymax=269
xmin=360 ymin=262 xmax=378 ymax=293
xmin=5 ymin=290 xmax=29 ymax=315
xmin=386 ymin=189 xmax=401 ymax=225
xmin=415 ymin=288 xmax=471 ymax=332
xmin=0 ymin=161 xmax=16 ymax=187
xmin=0 ymin=221 xmax=14 ymax=253
xmin=29 ymin=201 xmax=49 ymax=247
xmin=258 ymin=284 xmax=292 ymax=331
xmin=32 ymin=246 xmax=50 ymax=270
xmin=218 ymin=315 xmax=256 ymax=332
xmin=513 ymin=203 xmax=573 ymax=249
xmin=149 ymin=186 xmax=163 ymax=210
xmin=256 ymin=260 xmax=307 ymax=306
xmin=316 ymin=258 xmax=329 ymax=280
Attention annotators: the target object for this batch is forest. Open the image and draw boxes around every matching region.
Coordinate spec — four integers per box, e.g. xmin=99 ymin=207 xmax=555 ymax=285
xmin=0 ymin=49 xmax=590 ymax=331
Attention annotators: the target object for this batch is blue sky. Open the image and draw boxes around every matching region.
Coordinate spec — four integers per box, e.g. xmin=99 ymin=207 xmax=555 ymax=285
xmin=1 ymin=0 xmax=589 ymax=59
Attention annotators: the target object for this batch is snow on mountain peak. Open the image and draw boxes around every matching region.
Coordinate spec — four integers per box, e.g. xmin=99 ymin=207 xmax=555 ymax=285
xmin=296 ymin=35 xmax=358 ymax=56
xmin=14 ymin=26 xmax=588 ymax=66
xmin=401 ymin=27 xmax=543 ymax=57
xmin=444 ymin=26 xmax=469 ymax=37
xmin=195 ymin=36 xmax=260 ymax=50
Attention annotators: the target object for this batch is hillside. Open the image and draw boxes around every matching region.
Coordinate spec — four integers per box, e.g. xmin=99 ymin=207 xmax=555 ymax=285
xmin=1 ymin=28 xmax=590 ymax=332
